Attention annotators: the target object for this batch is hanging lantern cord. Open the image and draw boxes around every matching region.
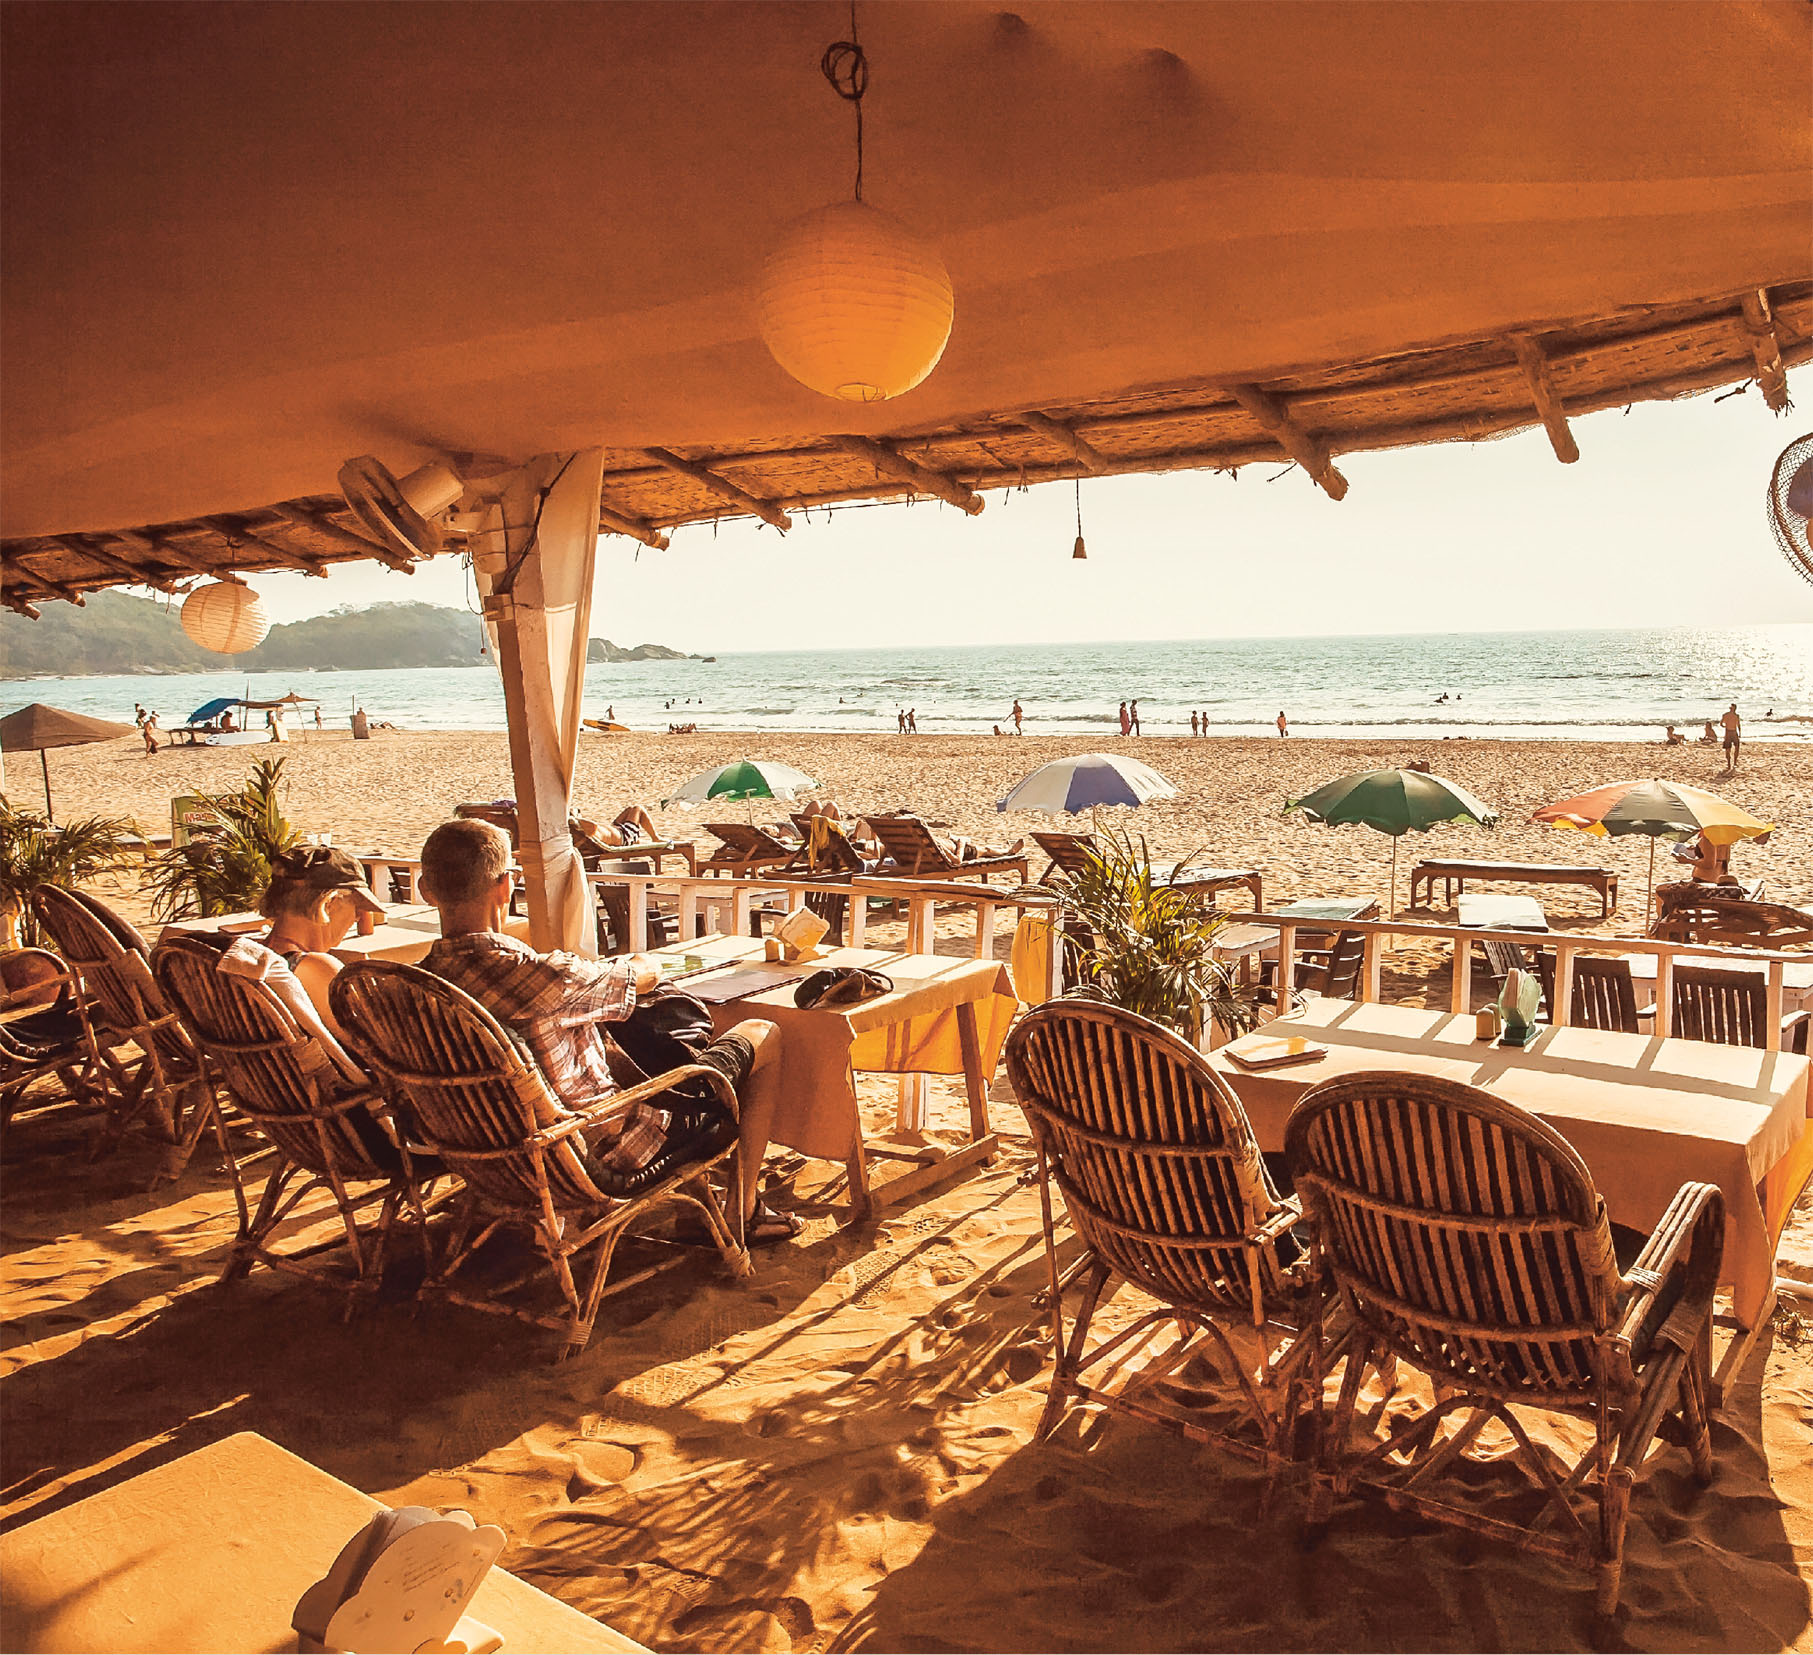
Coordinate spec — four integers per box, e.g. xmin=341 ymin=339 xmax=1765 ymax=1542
xmin=820 ymin=2 xmax=869 ymax=202
xmin=1074 ymin=477 xmax=1083 ymax=537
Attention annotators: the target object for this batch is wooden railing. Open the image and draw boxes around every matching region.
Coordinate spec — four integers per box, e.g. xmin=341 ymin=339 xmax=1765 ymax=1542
xmin=1223 ymin=912 xmax=1808 ymax=1051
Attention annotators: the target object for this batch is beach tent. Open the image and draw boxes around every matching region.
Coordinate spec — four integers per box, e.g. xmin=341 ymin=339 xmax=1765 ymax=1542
xmin=3 ymin=0 xmax=1806 ymax=948
xmin=187 ymin=697 xmax=240 ymax=725
xmin=0 ymin=703 xmax=138 ymax=819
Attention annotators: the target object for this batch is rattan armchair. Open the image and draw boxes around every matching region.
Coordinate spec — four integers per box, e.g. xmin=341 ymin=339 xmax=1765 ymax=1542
xmin=153 ymin=933 xmax=442 ymax=1308
xmin=1286 ymin=1072 xmax=1724 ymax=1618
xmin=329 ymin=960 xmax=751 ymax=1360
xmin=30 ymin=884 xmax=216 ymax=1178
xmin=1004 ymin=1000 xmax=1318 ymax=1471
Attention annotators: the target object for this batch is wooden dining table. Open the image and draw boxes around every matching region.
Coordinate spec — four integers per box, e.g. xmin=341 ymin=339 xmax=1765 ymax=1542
xmin=1208 ymin=998 xmax=1812 ymax=1376
xmin=647 ymin=932 xmax=1020 ymax=1217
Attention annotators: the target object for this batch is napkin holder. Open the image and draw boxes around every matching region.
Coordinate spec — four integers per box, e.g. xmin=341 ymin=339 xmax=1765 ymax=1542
xmin=293 ymin=1506 xmax=506 ymax=1654
xmin=763 ymin=904 xmax=829 ymax=964
xmin=1496 ymin=967 xmax=1543 ymax=1049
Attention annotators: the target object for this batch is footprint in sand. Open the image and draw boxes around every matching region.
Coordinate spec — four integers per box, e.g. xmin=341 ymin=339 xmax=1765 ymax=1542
xmin=564 ymin=1439 xmax=639 ymax=1496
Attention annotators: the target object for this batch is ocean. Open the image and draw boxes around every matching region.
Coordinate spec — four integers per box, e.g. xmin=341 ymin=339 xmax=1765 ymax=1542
xmin=6 ymin=625 xmax=1811 ymax=743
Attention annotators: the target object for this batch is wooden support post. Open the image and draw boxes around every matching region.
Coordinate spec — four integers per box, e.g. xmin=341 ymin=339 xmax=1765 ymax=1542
xmin=1508 ymin=334 xmax=1580 ymax=464
xmin=1552 ymin=941 xmax=1576 ymax=1030
xmin=849 ymin=894 xmax=868 ymax=948
xmin=640 ymin=447 xmax=791 ymax=531
xmin=956 ymin=1001 xmax=993 ymax=1142
xmin=1361 ymin=930 xmax=1382 ymax=1003
xmin=829 ymin=435 xmax=987 ymax=515
xmin=1765 ymin=959 xmax=1785 ymax=1052
xmin=1653 ymin=952 xmax=1673 ymax=1038
xmin=1450 ymin=935 xmax=1473 ymax=1014
xmin=1738 ymin=289 xmax=1791 ymax=413
xmin=597 ymin=503 xmax=670 ymax=550
xmin=268 ymin=503 xmax=415 ymax=572
xmin=1225 ymin=386 xmax=1349 ymax=499
xmin=474 ymin=451 xmax=605 ymax=954
xmin=973 ymin=901 xmax=997 ymax=960
xmin=1276 ymin=924 xmax=1298 ymax=1005
xmin=1012 ymin=410 xmax=1108 ymax=473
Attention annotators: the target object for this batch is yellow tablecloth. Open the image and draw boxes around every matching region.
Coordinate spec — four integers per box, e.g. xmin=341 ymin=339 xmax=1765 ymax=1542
xmin=1209 ymin=1000 xmax=1811 ymax=1330
xmin=652 ymin=935 xmax=1019 ymax=1161
xmin=0 ymin=1431 xmax=642 ymax=1654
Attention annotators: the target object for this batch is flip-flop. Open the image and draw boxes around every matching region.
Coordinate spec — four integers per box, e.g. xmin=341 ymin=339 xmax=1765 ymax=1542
xmin=747 ymin=1200 xmax=804 ymax=1247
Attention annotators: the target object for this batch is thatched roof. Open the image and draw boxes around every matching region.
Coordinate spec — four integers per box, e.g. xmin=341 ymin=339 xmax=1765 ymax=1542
xmin=5 ymin=280 xmax=1805 ymax=611
xmin=3 ymin=1 xmax=1809 ymax=610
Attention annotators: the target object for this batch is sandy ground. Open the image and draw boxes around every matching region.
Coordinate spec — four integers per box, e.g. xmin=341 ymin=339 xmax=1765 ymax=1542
xmin=5 ymin=730 xmax=1813 ymax=1650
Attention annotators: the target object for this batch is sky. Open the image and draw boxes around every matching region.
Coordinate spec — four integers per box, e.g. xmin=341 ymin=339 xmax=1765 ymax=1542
xmin=248 ymin=370 xmax=1813 ymax=652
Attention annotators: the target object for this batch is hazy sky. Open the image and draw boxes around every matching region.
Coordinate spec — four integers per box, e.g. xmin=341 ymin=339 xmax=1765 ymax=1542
xmin=250 ymin=370 xmax=1812 ymax=651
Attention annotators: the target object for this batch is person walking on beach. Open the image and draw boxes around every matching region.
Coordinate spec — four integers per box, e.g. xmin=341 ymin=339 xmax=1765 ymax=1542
xmin=133 ymin=702 xmax=147 ymax=727
xmin=1190 ymin=711 xmax=1199 ymax=737
xmin=1721 ymin=703 xmax=1742 ymax=768
xmin=141 ymin=713 xmax=161 ymax=755
xmin=1118 ymin=701 xmax=1131 ymax=736
xmin=908 ymin=708 xmax=918 ymax=734
xmin=897 ymin=709 xmax=906 ymax=735
xmin=1130 ymin=699 xmax=1141 ymax=736
xmin=1012 ymin=699 xmax=1023 ymax=734
xmin=1276 ymin=710 xmax=1289 ymax=739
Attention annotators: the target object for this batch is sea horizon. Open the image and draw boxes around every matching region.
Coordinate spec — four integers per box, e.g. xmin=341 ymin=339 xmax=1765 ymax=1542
xmin=6 ymin=622 xmax=1811 ymax=744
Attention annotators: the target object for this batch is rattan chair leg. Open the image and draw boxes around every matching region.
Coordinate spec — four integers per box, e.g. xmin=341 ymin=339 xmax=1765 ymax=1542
xmin=1038 ymin=1255 xmax=1110 ymax=1441
xmin=562 ymin=1226 xmax=627 ymax=1362
xmin=1594 ymin=1464 xmax=1635 ymax=1618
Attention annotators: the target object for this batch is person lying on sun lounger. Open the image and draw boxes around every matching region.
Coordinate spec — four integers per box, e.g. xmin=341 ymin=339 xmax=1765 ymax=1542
xmin=570 ymin=804 xmax=661 ymax=848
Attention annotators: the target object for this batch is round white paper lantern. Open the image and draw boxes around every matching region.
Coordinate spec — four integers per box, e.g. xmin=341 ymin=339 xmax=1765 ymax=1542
xmin=758 ymin=200 xmax=953 ymax=402
xmin=181 ymin=580 xmax=269 ymax=654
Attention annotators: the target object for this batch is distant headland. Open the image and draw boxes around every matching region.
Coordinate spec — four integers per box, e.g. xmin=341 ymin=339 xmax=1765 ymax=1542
xmin=0 ymin=592 xmax=704 ymax=677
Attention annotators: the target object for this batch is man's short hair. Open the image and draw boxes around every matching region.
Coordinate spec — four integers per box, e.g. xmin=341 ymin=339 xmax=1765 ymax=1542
xmin=420 ymin=819 xmax=512 ymax=905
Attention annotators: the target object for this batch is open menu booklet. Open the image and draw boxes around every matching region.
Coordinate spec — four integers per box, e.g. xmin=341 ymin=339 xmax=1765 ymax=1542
xmin=1223 ymin=1033 xmax=1329 ymax=1070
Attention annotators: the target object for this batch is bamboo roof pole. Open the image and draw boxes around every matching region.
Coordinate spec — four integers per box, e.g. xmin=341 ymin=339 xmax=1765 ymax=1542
xmin=1508 ymin=333 xmax=1580 ymax=463
xmin=828 ymin=434 xmax=987 ymax=514
xmin=52 ymin=534 xmax=180 ymax=594
xmin=1738 ymin=289 xmax=1791 ymax=412
xmin=596 ymin=503 xmax=671 ymax=549
xmin=639 ymin=447 xmax=792 ymax=531
xmin=1224 ymin=386 xmax=1349 ymax=499
xmin=195 ymin=517 xmax=330 ymax=577
xmin=268 ymin=503 xmax=415 ymax=572
xmin=1010 ymin=410 xmax=1109 ymax=472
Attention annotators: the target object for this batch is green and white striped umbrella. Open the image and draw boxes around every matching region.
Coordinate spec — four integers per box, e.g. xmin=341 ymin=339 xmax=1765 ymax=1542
xmin=662 ymin=758 xmax=818 ymax=806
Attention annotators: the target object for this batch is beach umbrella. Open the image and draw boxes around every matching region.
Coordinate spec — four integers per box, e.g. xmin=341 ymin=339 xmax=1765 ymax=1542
xmin=1286 ymin=768 xmax=1499 ymax=917
xmin=1532 ymin=778 xmax=1774 ymax=917
xmin=662 ymin=758 xmax=818 ymax=807
xmin=996 ymin=752 xmax=1178 ymax=815
xmin=0 ymin=703 xmax=138 ymax=820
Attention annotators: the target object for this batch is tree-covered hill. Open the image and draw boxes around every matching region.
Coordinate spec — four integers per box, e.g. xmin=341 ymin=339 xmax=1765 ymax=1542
xmin=0 ymin=593 xmax=693 ymax=676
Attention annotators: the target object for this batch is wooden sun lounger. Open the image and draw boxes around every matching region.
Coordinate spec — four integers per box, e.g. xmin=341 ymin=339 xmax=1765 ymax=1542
xmin=1409 ymin=857 xmax=1618 ymax=918
xmin=866 ymin=815 xmax=1029 ymax=885
xmin=1032 ymin=830 xmax=1261 ymax=908
xmin=697 ymin=822 xmax=797 ymax=876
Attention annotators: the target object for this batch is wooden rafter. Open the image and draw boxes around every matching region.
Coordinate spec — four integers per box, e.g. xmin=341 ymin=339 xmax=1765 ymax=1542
xmin=640 ymin=447 xmax=791 ymax=531
xmin=52 ymin=533 xmax=181 ymax=593
xmin=269 ymin=502 xmax=414 ymax=572
xmin=4 ymin=595 xmax=43 ymax=619
xmin=1011 ymin=409 xmax=1108 ymax=473
xmin=197 ymin=516 xmax=329 ymax=577
xmin=1738 ymin=289 xmax=1791 ymax=412
xmin=597 ymin=503 xmax=671 ymax=550
xmin=7 ymin=556 xmax=86 ymax=603
xmin=829 ymin=434 xmax=986 ymax=515
xmin=1508 ymin=333 xmax=1580 ymax=463
xmin=1225 ymin=385 xmax=1349 ymax=499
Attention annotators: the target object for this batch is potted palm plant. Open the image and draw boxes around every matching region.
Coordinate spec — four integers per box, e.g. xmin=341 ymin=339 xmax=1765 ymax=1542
xmin=144 ymin=757 xmax=304 ymax=920
xmin=0 ymin=805 xmax=145 ymax=949
xmin=1043 ymin=825 xmax=1259 ymax=1043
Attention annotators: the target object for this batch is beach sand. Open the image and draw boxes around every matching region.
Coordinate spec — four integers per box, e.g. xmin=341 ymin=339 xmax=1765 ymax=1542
xmin=5 ymin=730 xmax=1812 ymax=1651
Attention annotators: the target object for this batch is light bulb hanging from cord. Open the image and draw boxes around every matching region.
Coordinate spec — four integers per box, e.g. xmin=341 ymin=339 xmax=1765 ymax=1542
xmin=1072 ymin=477 xmax=1087 ymax=559
xmin=759 ymin=2 xmax=953 ymax=402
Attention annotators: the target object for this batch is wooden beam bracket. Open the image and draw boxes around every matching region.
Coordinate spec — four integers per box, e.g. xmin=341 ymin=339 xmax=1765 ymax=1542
xmin=829 ymin=434 xmax=986 ymax=515
xmin=1507 ymin=333 xmax=1580 ymax=463
xmin=597 ymin=502 xmax=671 ymax=550
xmin=640 ymin=447 xmax=791 ymax=531
xmin=269 ymin=502 xmax=414 ymax=572
xmin=1010 ymin=410 xmax=1108 ymax=473
xmin=1225 ymin=386 xmax=1350 ymax=498
xmin=1738 ymin=289 xmax=1791 ymax=412
xmin=199 ymin=516 xmax=330 ymax=577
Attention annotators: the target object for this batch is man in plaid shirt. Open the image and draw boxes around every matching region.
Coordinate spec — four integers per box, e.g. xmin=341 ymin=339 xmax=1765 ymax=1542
xmin=416 ymin=818 xmax=799 ymax=1242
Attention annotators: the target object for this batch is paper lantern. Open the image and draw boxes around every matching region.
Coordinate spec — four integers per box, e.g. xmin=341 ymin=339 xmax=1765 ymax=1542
xmin=181 ymin=580 xmax=269 ymax=654
xmin=759 ymin=200 xmax=953 ymax=402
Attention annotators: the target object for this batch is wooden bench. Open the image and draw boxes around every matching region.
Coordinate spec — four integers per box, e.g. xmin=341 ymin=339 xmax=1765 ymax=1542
xmin=1409 ymin=857 xmax=1618 ymax=918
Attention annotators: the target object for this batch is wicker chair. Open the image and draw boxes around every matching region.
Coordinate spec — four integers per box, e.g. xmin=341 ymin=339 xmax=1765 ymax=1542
xmin=0 ymin=950 xmax=101 ymax=1133
xmin=1286 ymin=1072 xmax=1724 ymax=1617
xmin=153 ymin=934 xmax=441 ymax=1306
xmin=1533 ymin=950 xmax=1648 ymax=1034
xmin=1671 ymin=964 xmax=1811 ymax=1053
xmin=30 ymin=885 xmax=216 ymax=1178
xmin=329 ymin=960 xmax=752 ymax=1359
xmin=1004 ymin=1001 xmax=1318 ymax=1469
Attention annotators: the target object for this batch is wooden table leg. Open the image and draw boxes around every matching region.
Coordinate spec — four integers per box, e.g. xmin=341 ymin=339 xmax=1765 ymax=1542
xmin=957 ymin=1000 xmax=991 ymax=1142
xmin=845 ymin=1134 xmax=872 ymax=1223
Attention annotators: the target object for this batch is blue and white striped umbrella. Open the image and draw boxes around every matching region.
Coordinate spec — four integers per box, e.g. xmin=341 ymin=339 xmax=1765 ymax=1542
xmin=997 ymin=752 xmax=1178 ymax=814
